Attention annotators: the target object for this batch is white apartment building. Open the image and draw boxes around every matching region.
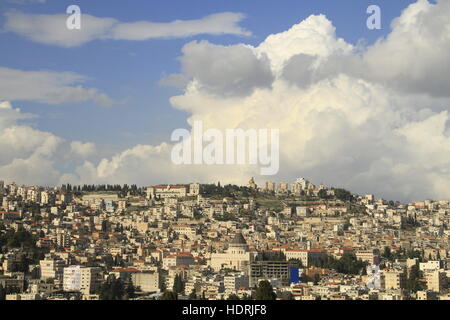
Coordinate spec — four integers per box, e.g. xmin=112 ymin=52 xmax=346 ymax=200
xmin=63 ymin=266 xmax=103 ymax=294
xmin=224 ymin=274 xmax=249 ymax=293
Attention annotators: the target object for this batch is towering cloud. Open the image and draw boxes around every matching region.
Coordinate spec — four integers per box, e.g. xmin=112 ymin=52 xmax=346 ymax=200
xmin=0 ymin=101 xmax=99 ymax=186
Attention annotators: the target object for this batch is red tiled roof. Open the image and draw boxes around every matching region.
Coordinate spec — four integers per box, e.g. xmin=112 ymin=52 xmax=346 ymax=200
xmin=111 ymin=267 xmax=140 ymax=273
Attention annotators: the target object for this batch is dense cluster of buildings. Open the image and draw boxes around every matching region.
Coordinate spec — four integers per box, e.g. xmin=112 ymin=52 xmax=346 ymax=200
xmin=1 ymin=178 xmax=450 ymax=300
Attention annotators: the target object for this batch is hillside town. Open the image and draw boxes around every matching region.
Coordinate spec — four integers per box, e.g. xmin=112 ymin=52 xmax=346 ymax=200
xmin=1 ymin=177 xmax=450 ymax=301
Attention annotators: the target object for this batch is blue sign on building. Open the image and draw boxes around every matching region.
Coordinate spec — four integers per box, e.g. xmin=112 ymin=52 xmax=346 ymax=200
xmin=290 ymin=267 xmax=299 ymax=283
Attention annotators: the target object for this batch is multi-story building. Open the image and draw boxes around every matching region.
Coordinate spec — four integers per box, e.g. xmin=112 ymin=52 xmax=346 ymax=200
xmin=425 ymin=270 xmax=447 ymax=293
xmin=248 ymin=260 xmax=298 ymax=288
xmin=172 ymin=224 xmax=197 ymax=239
xmin=0 ymin=275 xmax=25 ymax=293
xmin=40 ymin=191 xmax=50 ymax=205
xmin=356 ymin=249 xmax=381 ymax=265
xmin=382 ymin=269 xmax=407 ymax=290
xmin=27 ymin=188 xmax=40 ymax=203
xmin=131 ymin=271 xmax=160 ymax=293
xmin=265 ymin=181 xmax=276 ymax=193
xmin=63 ymin=266 xmax=103 ymax=294
xmin=285 ymin=249 xmax=327 ymax=267
xmin=39 ymin=254 xmax=66 ymax=281
xmin=56 ymin=233 xmax=71 ymax=248
xmin=163 ymin=253 xmax=195 ymax=269
xmin=224 ymin=274 xmax=249 ymax=293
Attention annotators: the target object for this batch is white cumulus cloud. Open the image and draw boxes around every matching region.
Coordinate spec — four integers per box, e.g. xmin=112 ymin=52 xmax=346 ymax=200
xmin=0 ymin=67 xmax=115 ymax=106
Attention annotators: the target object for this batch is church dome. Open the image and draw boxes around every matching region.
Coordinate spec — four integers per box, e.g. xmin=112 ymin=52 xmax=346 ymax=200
xmin=230 ymin=232 xmax=247 ymax=247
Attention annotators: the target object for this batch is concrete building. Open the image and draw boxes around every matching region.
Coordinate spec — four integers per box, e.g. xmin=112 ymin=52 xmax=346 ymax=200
xmin=131 ymin=271 xmax=160 ymax=293
xmin=425 ymin=269 xmax=447 ymax=293
xmin=277 ymin=182 xmax=289 ymax=194
xmin=40 ymin=254 xmax=66 ymax=281
xmin=163 ymin=253 xmax=195 ymax=269
xmin=285 ymin=249 xmax=327 ymax=267
xmin=356 ymin=249 xmax=381 ymax=265
xmin=382 ymin=269 xmax=407 ymax=290
xmin=265 ymin=181 xmax=276 ymax=193
xmin=248 ymin=260 xmax=297 ymax=288
xmin=224 ymin=274 xmax=249 ymax=293
xmin=63 ymin=266 xmax=103 ymax=294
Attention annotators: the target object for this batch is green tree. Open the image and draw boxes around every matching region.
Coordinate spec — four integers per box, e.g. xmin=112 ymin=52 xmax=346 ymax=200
xmin=0 ymin=284 xmax=6 ymax=300
xmin=318 ymin=189 xmax=328 ymax=199
xmin=382 ymin=246 xmax=392 ymax=261
xmin=5 ymin=227 xmax=36 ymax=249
xmin=159 ymin=278 xmax=167 ymax=292
xmin=173 ymin=274 xmax=184 ymax=294
xmin=227 ymin=294 xmax=240 ymax=300
xmin=159 ymin=291 xmax=178 ymax=300
xmin=334 ymin=189 xmax=353 ymax=202
xmin=255 ymin=280 xmax=276 ymax=300
xmin=98 ymin=276 xmax=125 ymax=300
xmin=188 ymin=290 xmax=197 ymax=300
xmin=313 ymin=274 xmax=320 ymax=285
xmin=311 ymin=252 xmax=366 ymax=275
xmin=407 ymin=264 xmax=425 ymax=294
xmin=126 ymin=282 xmax=136 ymax=299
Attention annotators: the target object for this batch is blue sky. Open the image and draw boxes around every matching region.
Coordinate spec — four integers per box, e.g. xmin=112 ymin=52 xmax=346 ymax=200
xmin=2 ymin=0 xmax=450 ymax=202
xmin=0 ymin=0 xmax=417 ymax=151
